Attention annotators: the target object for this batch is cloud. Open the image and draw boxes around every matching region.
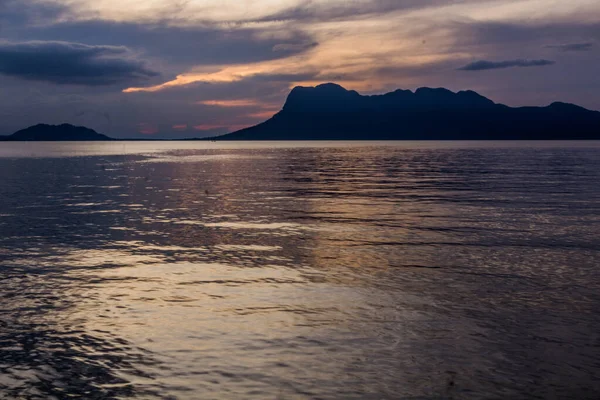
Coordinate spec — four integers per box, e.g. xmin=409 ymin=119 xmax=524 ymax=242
xmin=453 ymin=21 xmax=600 ymax=48
xmin=250 ymin=0 xmax=481 ymax=24
xmin=272 ymin=41 xmax=318 ymax=52
xmin=0 ymin=0 xmax=67 ymax=29
xmin=458 ymin=59 xmax=556 ymax=71
xmin=1 ymin=0 xmax=600 ymax=138
xmin=2 ymin=0 xmax=482 ymax=27
xmin=545 ymin=42 xmax=594 ymax=51
xmin=198 ymin=99 xmax=260 ymax=107
xmin=137 ymin=122 xmax=158 ymax=135
xmin=123 ymin=60 xmax=320 ymax=93
xmin=0 ymin=40 xmax=158 ymax=86
xmin=12 ymin=19 xmax=318 ymax=69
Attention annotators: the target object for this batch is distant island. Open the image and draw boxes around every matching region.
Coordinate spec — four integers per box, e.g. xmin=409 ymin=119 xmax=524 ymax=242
xmin=3 ymin=85 xmax=600 ymax=141
xmin=0 ymin=124 xmax=113 ymax=141
xmin=211 ymin=83 xmax=600 ymax=140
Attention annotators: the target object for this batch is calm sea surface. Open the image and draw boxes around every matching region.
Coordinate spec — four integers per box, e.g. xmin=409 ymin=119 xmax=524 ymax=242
xmin=0 ymin=141 xmax=599 ymax=399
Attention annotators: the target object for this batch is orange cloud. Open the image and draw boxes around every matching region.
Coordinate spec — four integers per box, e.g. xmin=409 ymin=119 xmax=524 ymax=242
xmin=198 ymin=99 xmax=260 ymax=107
xmin=123 ymin=58 xmax=306 ymax=93
xmin=172 ymin=124 xmax=188 ymax=130
xmin=120 ymin=8 xmax=472 ymax=97
xmin=193 ymin=124 xmax=248 ymax=132
xmin=246 ymin=110 xmax=278 ymax=119
xmin=137 ymin=122 xmax=158 ymax=135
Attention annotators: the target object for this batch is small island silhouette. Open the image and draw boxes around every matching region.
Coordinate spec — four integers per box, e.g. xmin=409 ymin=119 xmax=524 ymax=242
xmin=3 ymin=84 xmax=600 ymax=141
xmin=1 ymin=123 xmax=112 ymax=141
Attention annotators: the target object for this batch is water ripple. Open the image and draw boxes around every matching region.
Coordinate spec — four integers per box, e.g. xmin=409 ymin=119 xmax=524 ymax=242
xmin=0 ymin=142 xmax=599 ymax=399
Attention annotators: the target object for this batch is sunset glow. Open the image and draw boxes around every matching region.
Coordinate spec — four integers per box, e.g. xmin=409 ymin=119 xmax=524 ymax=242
xmin=0 ymin=0 xmax=598 ymax=137
xmin=198 ymin=99 xmax=262 ymax=107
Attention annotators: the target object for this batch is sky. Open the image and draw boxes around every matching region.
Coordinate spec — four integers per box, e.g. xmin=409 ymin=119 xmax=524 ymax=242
xmin=0 ymin=0 xmax=599 ymax=138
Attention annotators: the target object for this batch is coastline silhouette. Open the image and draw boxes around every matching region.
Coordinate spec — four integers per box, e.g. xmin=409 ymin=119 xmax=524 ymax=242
xmin=213 ymin=83 xmax=600 ymax=140
xmin=3 ymin=84 xmax=600 ymax=141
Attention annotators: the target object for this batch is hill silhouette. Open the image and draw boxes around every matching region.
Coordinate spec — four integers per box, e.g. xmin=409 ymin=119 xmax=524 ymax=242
xmin=2 ymin=124 xmax=113 ymax=141
xmin=211 ymin=83 xmax=600 ymax=140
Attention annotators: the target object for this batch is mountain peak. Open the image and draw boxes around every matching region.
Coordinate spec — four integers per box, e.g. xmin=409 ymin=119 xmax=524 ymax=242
xmin=314 ymin=82 xmax=350 ymax=92
xmin=283 ymin=83 xmax=360 ymax=111
xmin=213 ymin=83 xmax=600 ymax=140
xmin=415 ymin=87 xmax=454 ymax=95
xmin=548 ymin=101 xmax=592 ymax=112
xmin=283 ymin=83 xmax=497 ymax=112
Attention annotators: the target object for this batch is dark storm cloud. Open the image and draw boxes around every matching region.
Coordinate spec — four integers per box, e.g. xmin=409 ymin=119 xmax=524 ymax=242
xmin=544 ymin=42 xmax=594 ymax=52
xmin=0 ymin=0 xmax=319 ymax=70
xmin=458 ymin=59 xmax=555 ymax=71
xmin=0 ymin=41 xmax=158 ymax=85
xmin=11 ymin=20 xmax=318 ymax=68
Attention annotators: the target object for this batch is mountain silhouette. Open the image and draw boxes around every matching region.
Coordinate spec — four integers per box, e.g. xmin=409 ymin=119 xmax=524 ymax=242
xmin=211 ymin=83 xmax=600 ymax=140
xmin=2 ymin=124 xmax=113 ymax=141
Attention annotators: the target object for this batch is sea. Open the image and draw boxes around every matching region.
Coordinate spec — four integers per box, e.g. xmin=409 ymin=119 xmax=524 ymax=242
xmin=0 ymin=141 xmax=599 ymax=399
